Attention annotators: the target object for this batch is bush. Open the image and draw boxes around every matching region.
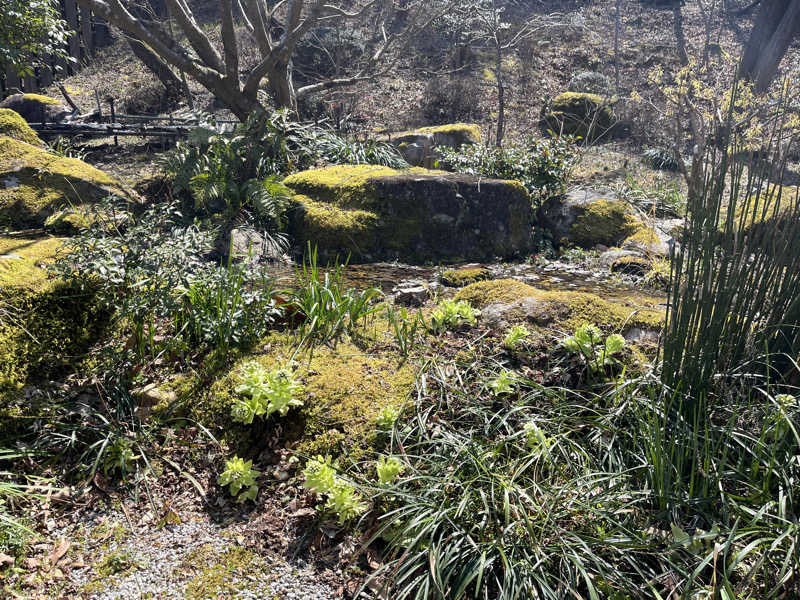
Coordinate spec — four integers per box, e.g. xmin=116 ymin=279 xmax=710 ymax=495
xmin=642 ymin=146 xmax=681 ymax=171
xmin=421 ymin=76 xmax=483 ymax=125
xmin=438 ymin=135 xmax=579 ymax=206
xmin=567 ymin=71 xmax=613 ymax=96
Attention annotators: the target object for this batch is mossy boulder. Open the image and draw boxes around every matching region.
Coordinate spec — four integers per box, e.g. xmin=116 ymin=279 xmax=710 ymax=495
xmin=0 ymin=109 xmax=42 ymax=146
xmin=192 ymin=334 xmax=415 ymax=460
xmin=284 ymin=164 xmax=533 ymax=263
xmin=538 ymin=189 xmax=644 ymax=248
xmin=540 ymin=92 xmax=615 ymax=141
xmin=391 ymin=123 xmax=481 ymax=167
xmin=0 ymin=235 xmax=108 ymax=395
xmin=724 ymin=187 xmax=800 ymax=251
xmin=622 ymin=226 xmax=668 ymax=256
xmin=454 ymin=278 xmax=664 ymax=333
xmin=610 ymin=254 xmax=651 ymax=276
xmin=441 ymin=267 xmax=490 ymax=287
xmin=0 ymin=93 xmax=68 ymax=124
xmin=0 ymin=136 xmax=131 ymax=230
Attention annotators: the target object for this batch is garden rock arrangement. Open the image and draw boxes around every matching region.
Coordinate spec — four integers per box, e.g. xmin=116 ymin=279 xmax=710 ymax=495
xmin=284 ymin=164 xmax=533 ymax=262
xmin=0 ymin=93 xmax=70 ymax=125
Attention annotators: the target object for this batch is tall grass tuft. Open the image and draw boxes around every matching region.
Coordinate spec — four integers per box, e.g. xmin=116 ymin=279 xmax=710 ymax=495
xmin=662 ymin=83 xmax=800 ymax=403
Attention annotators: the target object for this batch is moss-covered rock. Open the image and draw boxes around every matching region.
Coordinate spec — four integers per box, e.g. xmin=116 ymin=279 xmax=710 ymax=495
xmin=284 ymin=165 xmax=533 ymax=263
xmin=726 ymin=187 xmax=800 ymax=250
xmin=0 ymin=235 xmax=110 ymax=396
xmin=441 ymin=267 xmax=490 ymax=287
xmin=454 ymin=278 xmax=664 ymax=333
xmin=0 ymin=109 xmax=42 ymax=146
xmin=610 ymin=254 xmax=651 ymax=276
xmin=0 ymin=136 xmax=130 ymax=230
xmin=622 ymin=226 xmax=668 ymax=256
xmin=540 ymin=92 xmax=615 ymax=141
xmin=391 ymin=123 xmax=482 ymax=167
xmin=568 ymin=199 xmax=643 ymax=248
xmin=0 ymin=93 xmax=67 ymax=124
xmin=192 ymin=333 xmax=415 ymax=459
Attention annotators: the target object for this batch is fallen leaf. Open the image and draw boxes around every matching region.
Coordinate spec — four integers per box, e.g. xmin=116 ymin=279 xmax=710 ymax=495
xmin=47 ymin=539 xmax=70 ymax=569
xmin=0 ymin=552 xmax=14 ymax=567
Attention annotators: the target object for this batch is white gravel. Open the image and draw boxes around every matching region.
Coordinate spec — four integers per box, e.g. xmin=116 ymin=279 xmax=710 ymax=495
xmin=66 ymin=515 xmax=336 ymax=600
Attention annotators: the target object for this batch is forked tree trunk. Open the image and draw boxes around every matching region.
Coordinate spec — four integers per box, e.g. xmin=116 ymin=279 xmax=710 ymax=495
xmin=740 ymin=0 xmax=800 ymax=92
xmin=127 ymin=39 xmax=185 ymax=100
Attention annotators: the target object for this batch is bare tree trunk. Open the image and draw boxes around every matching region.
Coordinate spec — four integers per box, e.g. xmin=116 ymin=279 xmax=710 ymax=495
xmin=494 ymin=44 xmax=504 ymax=147
xmin=752 ymin=1 xmax=800 ymax=91
xmin=739 ymin=0 xmax=791 ymax=79
xmin=614 ymin=0 xmax=621 ymax=91
xmin=673 ymin=0 xmax=689 ymax=65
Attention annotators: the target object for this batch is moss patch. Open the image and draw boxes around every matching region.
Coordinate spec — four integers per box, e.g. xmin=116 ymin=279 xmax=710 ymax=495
xmin=397 ymin=123 xmax=482 ymax=145
xmin=441 ymin=267 xmax=491 ymax=287
xmin=283 ymin=164 xmax=442 ymax=209
xmin=0 ymin=109 xmax=42 ymax=146
xmin=455 ymin=279 xmax=663 ymax=332
xmin=292 ymin=195 xmax=379 ymax=259
xmin=570 ymin=199 xmax=643 ymax=248
xmin=21 ymin=94 xmax=59 ymax=105
xmin=194 ymin=333 xmax=415 ymax=459
xmin=0 ymin=235 xmax=62 ymax=292
xmin=0 ymin=136 xmax=129 ymax=229
xmin=181 ymin=545 xmax=261 ymax=600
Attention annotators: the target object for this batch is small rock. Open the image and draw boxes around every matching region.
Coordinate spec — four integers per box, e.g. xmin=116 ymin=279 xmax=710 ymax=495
xmin=392 ymin=280 xmax=431 ymax=306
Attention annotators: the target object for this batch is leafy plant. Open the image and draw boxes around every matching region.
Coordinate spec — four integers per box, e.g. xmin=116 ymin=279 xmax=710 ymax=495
xmin=303 ymin=455 xmax=366 ymax=524
xmin=0 ymin=0 xmax=73 ymax=76
xmin=488 ymin=370 xmax=517 ymax=395
xmin=643 ymin=146 xmax=680 ymax=172
xmin=503 ymin=324 xmax=530 ymax=350
xmin=218 ymin=456 xmax=259 ymax=503
xmin=385 ymin=303 xmax=423 ymax=358
xmin=102 ymin=436 xmax=138 ymax=476
xmin=376 ymin=455 xmax=405 ymax=485
xmin=289 ymin=246 xmax=381 ymax=346
xmin=439 ymin=135 xmax=580 ymax=206
xmin=376 ymin=405 xmax=402 ymax=430
xmin=232 ymin=362 xmax=303 ymax=424
xmin=429 ymin=299 xmax=478 ymax=332
xmin=562 ymin=323 xmax=626 ymax=373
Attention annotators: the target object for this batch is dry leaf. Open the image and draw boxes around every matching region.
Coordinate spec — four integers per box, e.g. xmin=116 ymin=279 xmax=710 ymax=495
xmin=0 ymin=552 xmax=15 ymax=567
xmin=47 ymin=538 xmax=70 ymax=569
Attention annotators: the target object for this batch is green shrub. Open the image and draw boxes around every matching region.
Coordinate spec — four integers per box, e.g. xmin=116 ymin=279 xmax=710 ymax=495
xmin=303 ymin=455 xmax=366 ymax=524
xmin=562 ymin=323 xmax=626 ymax=373
xmin=438 ymin=135 xmax=579 ymax=206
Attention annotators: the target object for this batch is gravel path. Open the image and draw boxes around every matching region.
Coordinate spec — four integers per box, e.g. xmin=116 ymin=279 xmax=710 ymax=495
xmin=65 ymin=514 xmax=336 ymax=600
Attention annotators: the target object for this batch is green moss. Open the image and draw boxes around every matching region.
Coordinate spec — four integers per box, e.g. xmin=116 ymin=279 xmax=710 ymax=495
xmin=623 ymin=226 xmax=659 ymax=247
xmin=0 ymin=235 xmax=63 ymax=292
xmin=293 ymin=195 xmax=379 ymax=260
xmin=0 ymin=109 xmax=42 ymax=145
xmin=193 ymin=333 xmax=415 ymax=459
xmin=644 ymin=258 xmax=670 ymax=288
xmin=21 ymin=94 xmax=59 ymax=105
xmin=44 ymin=209 xmax=92 ymax=234
xmin=95 ymin=550 xmax=141 ymax=577
xmin=283 ymin=164 xmax=442 ymax=209
xmin=453 ymin=279 xmax=539 ymax=306
xmin=441 ymin=267 xmax=491 ymax=287
xmin=455 ymin=279 xmax=663 ymax=333
xmin=398 ymin=123 xmax=482 ymax=144
xmin=570 ymin=199 xmax=643 ymax=248
xmin=542 ymin=92 xmax=614 ymax=140
xmin=0 ymin=281 xmax=109 ymax=395
xmin=0 ymin=136 xmax=128 ymax=230
xmin=182 ymin=546 xmax=261 ymax=600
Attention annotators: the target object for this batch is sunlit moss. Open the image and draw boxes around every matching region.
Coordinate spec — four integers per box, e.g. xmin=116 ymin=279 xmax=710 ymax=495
xmin=0 ymin=109 xmax=42 ymax=145
xmin=569 ymin=199 xmax=643 ymax=247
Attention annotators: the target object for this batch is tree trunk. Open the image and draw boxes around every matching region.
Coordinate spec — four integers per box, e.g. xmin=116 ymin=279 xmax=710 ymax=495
xmin=739 ymin=0 xmax=791 ymax=79
xmin=673 ymin=0 xmax=689 ymax=65
xmin=267 ymin=59 xmax=297 ymax=112
xmin=127 ymin=39 xmax=185 ymax=100
xmin=494 ymin=43 xmax=504 ymax=147
xmin=752 ymin=1 xmax=800 ymax=91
